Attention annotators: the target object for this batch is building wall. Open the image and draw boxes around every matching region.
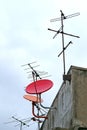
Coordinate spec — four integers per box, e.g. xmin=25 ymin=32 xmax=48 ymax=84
xmin=72 ymin=67 xmax=87 ymax=126
xmin=40 ymin=66 xmax=87 ymax=130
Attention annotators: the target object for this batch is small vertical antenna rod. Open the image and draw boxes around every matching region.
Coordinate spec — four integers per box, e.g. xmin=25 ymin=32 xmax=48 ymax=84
xmin=60 ymin=10 xmax=66 ymax=75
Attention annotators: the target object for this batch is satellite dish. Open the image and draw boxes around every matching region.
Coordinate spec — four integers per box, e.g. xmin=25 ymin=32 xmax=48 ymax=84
xmin=25 ymin=79 xmax=53 ymax=94
xmin=23 ymin=94 xmax=47 ymax=119
xmin=23 ymin=95 xmax=43 ymax=103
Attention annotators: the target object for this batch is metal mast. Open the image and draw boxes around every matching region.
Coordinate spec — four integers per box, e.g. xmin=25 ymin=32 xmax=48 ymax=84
xmin=48 ymin=10 xmax=80 ymax=81
xmin=60 ymin=10 xmax=66 ymax=75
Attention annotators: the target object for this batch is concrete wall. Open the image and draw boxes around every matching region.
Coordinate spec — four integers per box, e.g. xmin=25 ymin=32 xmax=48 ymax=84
xmin=72 ymin=67 xmax=87 ymax=126
xmin=40 ymin=66 xmax=87 ymax=130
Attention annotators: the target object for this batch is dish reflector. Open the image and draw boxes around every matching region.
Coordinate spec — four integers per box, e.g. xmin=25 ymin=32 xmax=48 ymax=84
xmin=25 ymin=79 xmax=53 ymax=94
xmin=23 ymin=95 xmax=43 ymax=103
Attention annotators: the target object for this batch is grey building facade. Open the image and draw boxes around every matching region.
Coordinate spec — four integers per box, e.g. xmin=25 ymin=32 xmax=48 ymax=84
xmin=40 ymin=66 xmax=87 ymax=130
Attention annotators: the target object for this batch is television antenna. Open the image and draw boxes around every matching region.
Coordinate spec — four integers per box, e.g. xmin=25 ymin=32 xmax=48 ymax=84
xmin=11 ymin=116 xmax=29 ymax=130
xmin=4 ymin=116 xmax=30 ymax=130
xmin=48 ymin=10 xmax=80 ymax=81
xmin=22 ymin=62 xmax=51 ymax=81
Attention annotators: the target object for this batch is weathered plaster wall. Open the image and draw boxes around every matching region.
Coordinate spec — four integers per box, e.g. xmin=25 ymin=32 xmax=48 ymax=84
xmin=72 ymin=67 xmax=87 ymax=126
xmin=40 ymin=66 xmax=87 ymax=130
xmin=41 ymin=71 xmax=73 ymax=130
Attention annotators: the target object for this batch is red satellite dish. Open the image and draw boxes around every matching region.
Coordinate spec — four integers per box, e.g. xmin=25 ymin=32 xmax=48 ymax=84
xmin=23 ymin=95 xmax=43 ymax=103
xmin=25 ymin=79 xmax=53 ymax=94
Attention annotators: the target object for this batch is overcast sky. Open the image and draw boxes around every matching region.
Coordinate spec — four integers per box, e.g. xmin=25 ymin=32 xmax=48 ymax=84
xmin=0 ymin=0 xmax=87 ymax=130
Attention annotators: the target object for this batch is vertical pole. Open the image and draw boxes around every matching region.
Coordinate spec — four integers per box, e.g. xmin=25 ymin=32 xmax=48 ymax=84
xmin=60 ymin=10 xmax=66 ymax=75
xmin=38 ymin=108 xmax=40 ymax=130
xmin=20 ymin=123 xmax=22 ymax=130
xmin=36 ymin=102 xmax=40 ymax=130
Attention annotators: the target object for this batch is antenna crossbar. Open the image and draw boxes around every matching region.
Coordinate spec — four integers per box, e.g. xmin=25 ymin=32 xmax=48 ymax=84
xmin=50 ymin=12 xmax=80 ymax=22
xmin=58 ymin=41 xmax=73 ymax=57
xmin=48 ymin=28 xmax=80 ymax=38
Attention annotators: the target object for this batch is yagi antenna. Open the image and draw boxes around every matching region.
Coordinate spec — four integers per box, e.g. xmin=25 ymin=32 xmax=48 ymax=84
xmin=5 ymin=116 xmax=30 ymax=130
xmin=48 ymin=10 xmax=80 ymax=81
xmin=22 ymin=62 xmax=51 ymax=81
xmin=12 ymin=116 xmax=29 ymax=130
